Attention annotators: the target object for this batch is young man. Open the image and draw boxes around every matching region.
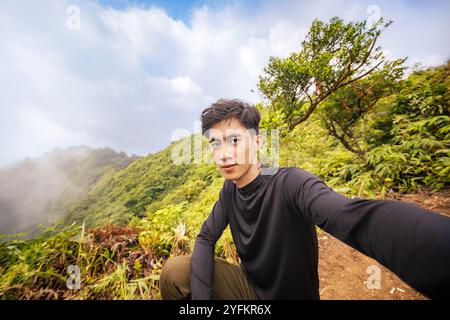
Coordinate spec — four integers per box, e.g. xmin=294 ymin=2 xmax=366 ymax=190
xmin=160 ymin=99 xmax=450 ymax=300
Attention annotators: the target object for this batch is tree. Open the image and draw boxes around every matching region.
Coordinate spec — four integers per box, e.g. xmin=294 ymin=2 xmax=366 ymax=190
xmin=319 ymin=58 xmax=406 ymax=159
xmin=258 ymin=16 xmax=392 ymax=133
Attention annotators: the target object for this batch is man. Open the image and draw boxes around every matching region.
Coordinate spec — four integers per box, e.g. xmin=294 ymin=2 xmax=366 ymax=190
xmin=160 ymin=99 xmax=450 ymax=300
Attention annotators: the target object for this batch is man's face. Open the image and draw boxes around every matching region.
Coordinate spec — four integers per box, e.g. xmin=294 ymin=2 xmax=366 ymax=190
xmin=207 ymin=117 xmax=261 ymax=181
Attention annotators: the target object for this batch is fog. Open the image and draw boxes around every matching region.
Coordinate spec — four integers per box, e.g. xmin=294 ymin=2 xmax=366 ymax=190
xmin=0 ymin=146 xmax=91 ymax=236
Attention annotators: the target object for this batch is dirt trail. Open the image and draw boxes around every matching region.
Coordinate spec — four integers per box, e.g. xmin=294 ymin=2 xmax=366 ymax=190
xmin=318 ymin=189 xmax=450 ymax=300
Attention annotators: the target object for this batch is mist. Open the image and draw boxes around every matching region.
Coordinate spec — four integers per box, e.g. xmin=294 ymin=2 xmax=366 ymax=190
xmin=0 ymin=146 xmax=93 ymax=237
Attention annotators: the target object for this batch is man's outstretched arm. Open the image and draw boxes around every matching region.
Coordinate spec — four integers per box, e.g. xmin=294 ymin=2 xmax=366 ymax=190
xmin=190 ymin=182 xmax=229 ymax=300
xmin=286 ymin=168 xmax=450 ymax=299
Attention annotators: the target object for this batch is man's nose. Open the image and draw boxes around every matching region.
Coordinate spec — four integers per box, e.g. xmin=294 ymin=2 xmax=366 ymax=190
xmin=219 ymin=144 xmax=233 ymax=163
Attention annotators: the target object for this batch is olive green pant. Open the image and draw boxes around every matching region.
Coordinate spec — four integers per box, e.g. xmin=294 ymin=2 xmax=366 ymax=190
xmin=159 ymin=255 xmax=258 ymax=300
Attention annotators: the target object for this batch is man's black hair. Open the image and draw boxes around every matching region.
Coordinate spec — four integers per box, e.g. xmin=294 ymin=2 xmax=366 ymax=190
xmin=200 ymin=99 xmax=261 ymax=137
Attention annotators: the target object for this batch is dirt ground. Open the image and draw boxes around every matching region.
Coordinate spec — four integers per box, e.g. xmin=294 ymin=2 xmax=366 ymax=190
xmin=317 ymin=188 xmax=450 ymax=300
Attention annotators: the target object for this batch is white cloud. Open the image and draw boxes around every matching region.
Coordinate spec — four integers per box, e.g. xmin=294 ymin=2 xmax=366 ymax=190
xmin=144 ymin=75 xmax=212 ymax=111
xmin=169 ymin=77 xmax=203 ymax=97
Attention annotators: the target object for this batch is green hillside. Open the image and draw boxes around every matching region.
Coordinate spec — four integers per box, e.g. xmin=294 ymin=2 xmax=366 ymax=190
xmin=57 ymin=141 xmax=221 ymax=228
xmin=0 ymin=146 xmax=139 ymax=237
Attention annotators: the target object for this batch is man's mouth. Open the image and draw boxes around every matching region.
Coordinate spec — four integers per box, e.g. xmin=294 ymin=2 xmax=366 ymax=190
xmin=220 ymin=164 xmax=237 ymax=169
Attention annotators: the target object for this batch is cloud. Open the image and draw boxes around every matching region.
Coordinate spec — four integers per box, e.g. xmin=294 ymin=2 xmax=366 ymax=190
xmin=0 ymin=0 xmax=448 ymax=167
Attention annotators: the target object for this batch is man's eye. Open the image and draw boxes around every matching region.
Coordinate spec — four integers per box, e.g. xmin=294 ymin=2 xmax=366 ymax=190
xmin=232 ymin=138 xmax=240 ymax=144
xmin=210 ymin=142 xmax=220 ymax=148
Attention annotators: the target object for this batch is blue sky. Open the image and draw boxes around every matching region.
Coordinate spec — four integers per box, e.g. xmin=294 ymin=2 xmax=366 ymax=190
xmin=97 ymin=0 xmax=245 ymax=22
xmin=0 ymin=0 xmax=449 ymax=167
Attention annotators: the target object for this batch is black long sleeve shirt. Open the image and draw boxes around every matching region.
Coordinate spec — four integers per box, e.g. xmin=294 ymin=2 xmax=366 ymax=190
xmin=190 ymin=167 xmax=450 ymax=299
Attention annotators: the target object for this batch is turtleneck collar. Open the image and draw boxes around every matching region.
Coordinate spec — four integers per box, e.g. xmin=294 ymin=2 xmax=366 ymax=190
xmin=236 ymin=171 xmax=265 ymax=194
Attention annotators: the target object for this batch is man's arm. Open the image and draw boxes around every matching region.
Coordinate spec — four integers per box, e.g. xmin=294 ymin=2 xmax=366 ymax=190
xmin=285 ymin=168 xmax=450 ymax=299
xmin=190 ymin=182 xmax=229 ymax=300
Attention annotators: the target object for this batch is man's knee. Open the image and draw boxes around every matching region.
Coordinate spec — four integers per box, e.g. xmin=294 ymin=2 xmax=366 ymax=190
xmin=159 ymin=255 xmax=191 ymax=300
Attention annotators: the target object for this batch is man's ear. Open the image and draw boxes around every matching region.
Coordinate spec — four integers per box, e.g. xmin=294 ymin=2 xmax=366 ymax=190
xmin=255 ymin=133 xmax=263 ymax=150
xmin=254 ymin=134 xmax=263 ymax=152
